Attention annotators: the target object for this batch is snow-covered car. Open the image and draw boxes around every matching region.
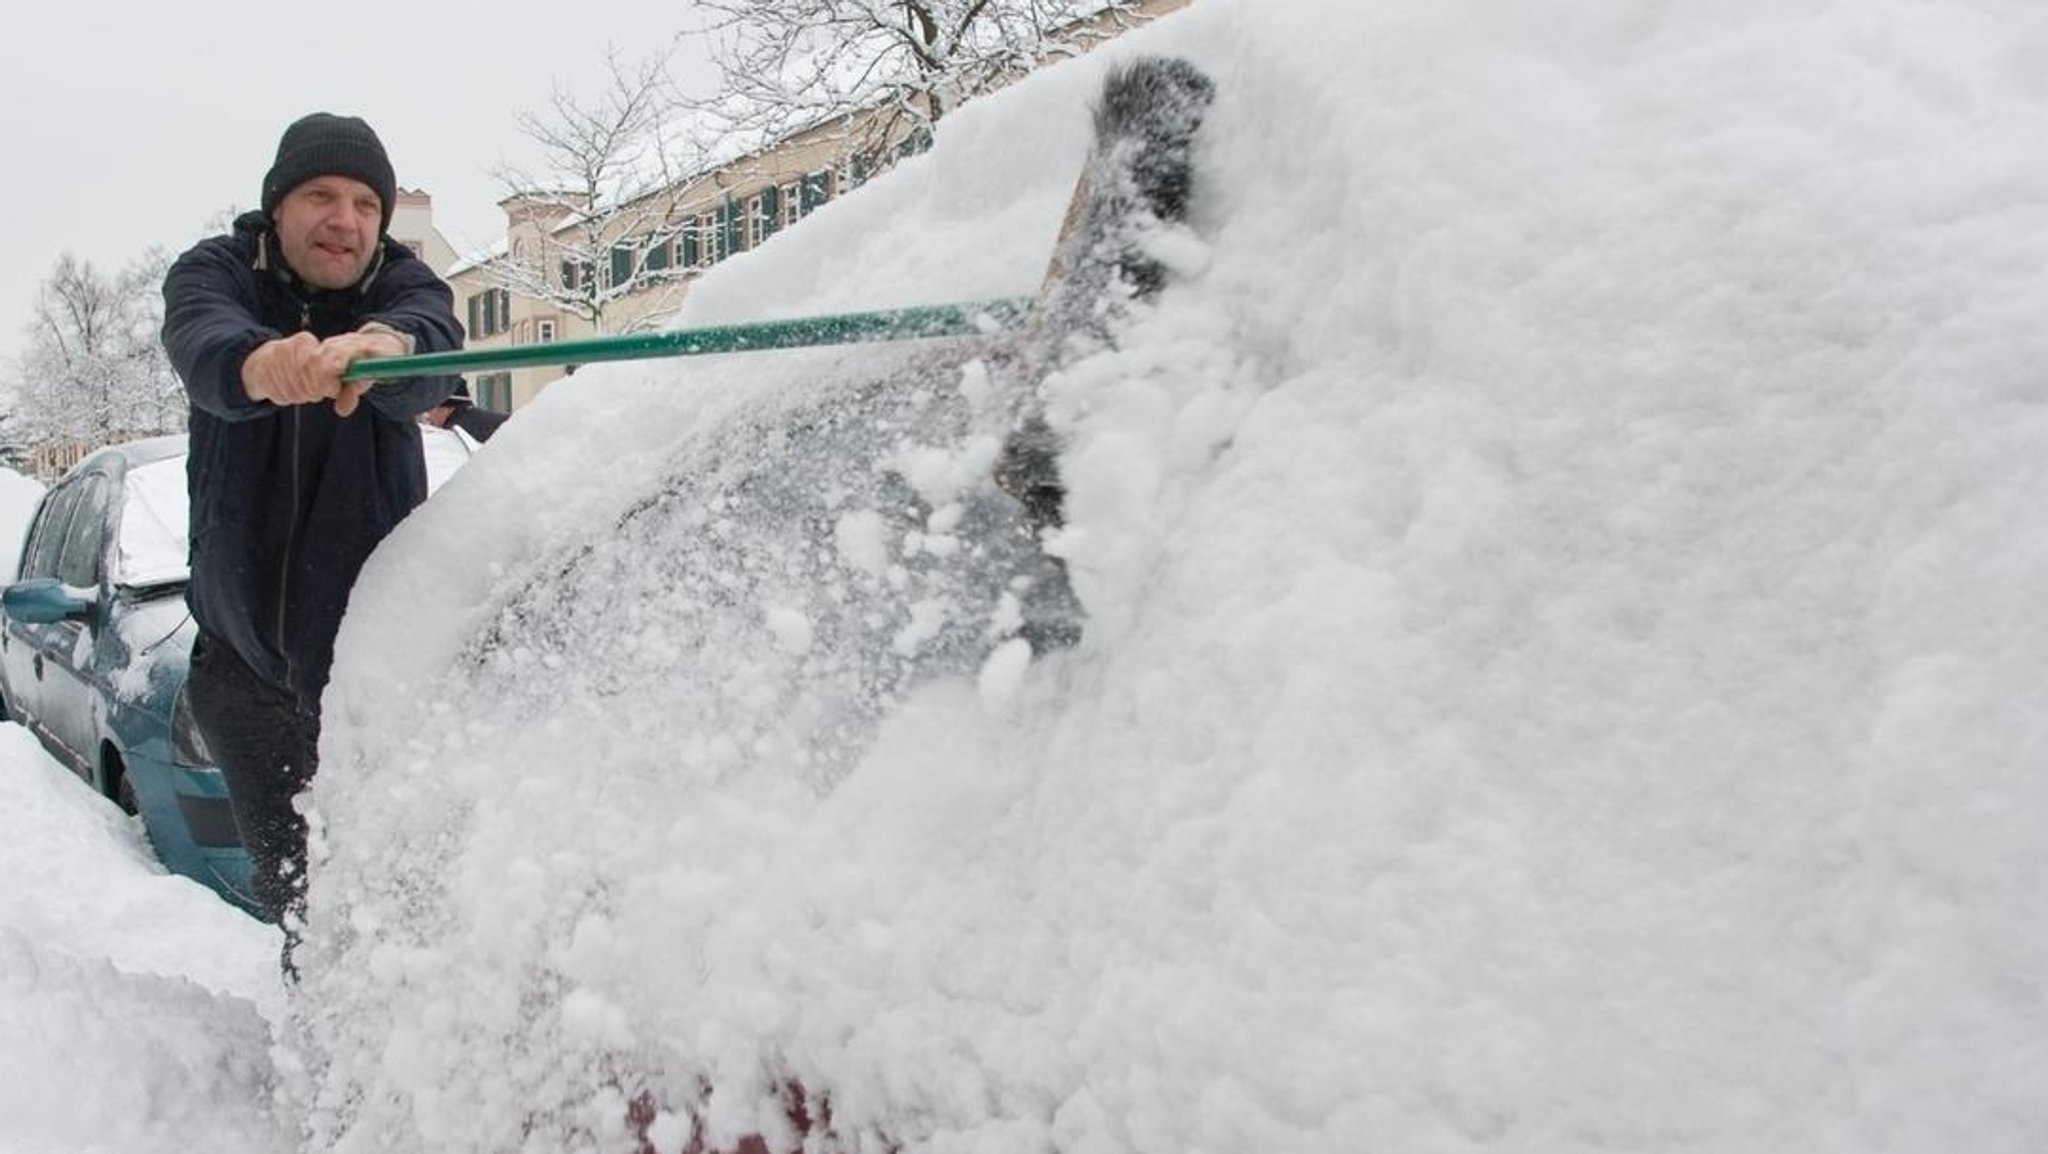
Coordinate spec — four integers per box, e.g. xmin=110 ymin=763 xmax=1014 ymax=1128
xmin=279 ymin=4 xmax=2045 ymax=1152
xmin=0 ymin=427 xmax=476 ymax=912
xmin=0 ymin=435 xmax=254 ymax=908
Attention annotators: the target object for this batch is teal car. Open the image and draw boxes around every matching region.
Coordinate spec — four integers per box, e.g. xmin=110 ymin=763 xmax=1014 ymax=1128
xmin=0 ymin=436 xmax=257 ymax=911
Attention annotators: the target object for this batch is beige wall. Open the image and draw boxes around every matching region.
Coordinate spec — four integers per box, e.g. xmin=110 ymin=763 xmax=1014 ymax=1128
xmin=389 ymin=189 xmax=461 ymax=276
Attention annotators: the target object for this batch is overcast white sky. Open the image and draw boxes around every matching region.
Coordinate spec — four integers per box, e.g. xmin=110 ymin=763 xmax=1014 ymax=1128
xmin=0 ymin=0 xmax=711 ymax=372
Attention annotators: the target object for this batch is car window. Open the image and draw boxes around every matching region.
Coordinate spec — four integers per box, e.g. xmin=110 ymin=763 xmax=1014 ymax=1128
xmin=116 ymin=456 xmax=190 ymax=588
xmin=422 ymin=424 xmax=475 ymax=495
xmin=21 ymin=483 xmax=84 ymax=582
xmin=55 ymin=473 xmax=109 ymax=588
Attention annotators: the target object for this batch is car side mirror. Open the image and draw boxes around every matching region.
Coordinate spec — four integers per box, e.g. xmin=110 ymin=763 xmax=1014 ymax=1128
xmin=1 ymin=578 xmax=96 ymax=624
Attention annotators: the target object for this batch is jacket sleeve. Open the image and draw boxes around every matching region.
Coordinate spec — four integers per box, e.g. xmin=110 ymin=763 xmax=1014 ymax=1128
xmin=356 ymin=251 xmax=465 ymax=421
xmin=160 ymin=240 xmax=282 ymax=423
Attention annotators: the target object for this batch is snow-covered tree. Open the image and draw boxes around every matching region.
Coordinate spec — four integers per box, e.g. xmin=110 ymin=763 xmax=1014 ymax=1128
xmin=479 ymin=48 xmax=703 ymax=335
xmin=6 ymin=250 xmax=185 ymax=456
xmin=686 ymin=0 xmax=1152 ymax=153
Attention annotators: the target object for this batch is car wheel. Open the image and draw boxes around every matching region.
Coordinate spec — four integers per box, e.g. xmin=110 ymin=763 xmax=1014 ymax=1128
xmin=106 ymin=751 xmax=138 ymax=816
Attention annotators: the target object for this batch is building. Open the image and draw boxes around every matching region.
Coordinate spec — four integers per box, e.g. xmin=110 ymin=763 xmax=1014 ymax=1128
xmin=389 ymin=189 xmax=462 ymax=276
xmin=445 ymin=0 xmax=1192 ymax=415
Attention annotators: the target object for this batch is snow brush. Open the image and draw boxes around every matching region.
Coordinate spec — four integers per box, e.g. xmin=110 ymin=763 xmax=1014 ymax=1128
xmin=339 ymin=297 xmax=1033 ymax=384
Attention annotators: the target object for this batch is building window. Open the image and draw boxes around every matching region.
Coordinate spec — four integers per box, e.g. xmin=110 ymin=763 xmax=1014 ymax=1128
xmin=465 ymin=288 xmax=512 ymax=338
xmin=781 ymin=181 xmax=802 ymax=228
xmin=536 ymin=319 xmax=556 ymax=343
xmin=475 ymin=371 xmax=513 ymax=413
xmin=723 ymin=199 xmax=745 ymax=255
xmin=699 ymin=211 xmax=726 ymax=265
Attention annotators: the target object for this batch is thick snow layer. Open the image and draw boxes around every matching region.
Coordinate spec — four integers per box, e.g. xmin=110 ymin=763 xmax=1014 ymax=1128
xmin=297 ymin=1 xmax=2048 ymax=1151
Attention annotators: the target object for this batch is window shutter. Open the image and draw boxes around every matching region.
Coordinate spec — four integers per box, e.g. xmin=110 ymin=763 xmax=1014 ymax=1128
xmin=466 ymin=295 xmax=480 ymax=336
xmin=646 ymin=236 xmax=670 ymax=271
xmin=759 ymin=185 xmax=780 ymax=239
xmin=681 ymin=224 xmax=699 ymax=268
xmin=610 ymin=244 xmax=633 ymax=287
xmin=723 ymin=200 xmax=742 ymax=255
xmin=802 ymin=171 xmax=831 ymax=212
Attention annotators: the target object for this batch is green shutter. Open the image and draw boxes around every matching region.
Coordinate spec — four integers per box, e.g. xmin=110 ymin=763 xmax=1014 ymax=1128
xmin=759 ymin=185 xmax=780 ymax=239
xmin=802 ymin=171 xmax=830 ymax=213
xmin=723 ymin=200 xmax=741 ymax=255
xmin=896 ymin=126 xmax=931 ymax=159
xmin=646 ymin=236 xmax=670 ymax=271
xmin=681 ymin=224 xmax=699 ymax=268
xmin=560 ymin=260 xmax=576 ymax=289
xmin=466 ymin=294 xmax=480 ymax=336
xmin=610 ymin=244 xmax=633 ymax=286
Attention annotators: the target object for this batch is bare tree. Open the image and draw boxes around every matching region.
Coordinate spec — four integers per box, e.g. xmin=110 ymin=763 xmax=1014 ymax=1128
xmin=686 ymin=0 xmax=1150 ymax=154
xmin=6 ymin=250 xmax=185 ymax=456
xmin=480 ymin=47 xmax=703 ymax=335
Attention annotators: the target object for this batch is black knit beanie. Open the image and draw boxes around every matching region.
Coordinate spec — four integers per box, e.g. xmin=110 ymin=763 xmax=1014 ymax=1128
xmin=261 ymin=113 xmax=398 ymax=233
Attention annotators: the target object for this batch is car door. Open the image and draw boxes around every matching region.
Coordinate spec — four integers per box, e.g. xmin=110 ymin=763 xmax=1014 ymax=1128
xmin=1 ymin=479 xmax=84 ymax=737
xmin=33 ymin=468 xmax=116 ymax=776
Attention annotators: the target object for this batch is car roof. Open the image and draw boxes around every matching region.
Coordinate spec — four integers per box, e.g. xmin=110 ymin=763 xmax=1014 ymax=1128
xmin=72 ymin=433 xmax=186 ymax=476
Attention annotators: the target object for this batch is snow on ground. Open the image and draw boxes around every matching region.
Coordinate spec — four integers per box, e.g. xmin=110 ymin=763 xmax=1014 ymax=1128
xmin=6 ymin=0 xmax=2048 ymax=1152
xmin=0 ymin=722 xmax=285 ymax=1154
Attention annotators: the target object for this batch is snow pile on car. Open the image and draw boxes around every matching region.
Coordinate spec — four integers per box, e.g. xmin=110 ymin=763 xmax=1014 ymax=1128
xmin=296 ymin=1 xmax=2048 ymax=1152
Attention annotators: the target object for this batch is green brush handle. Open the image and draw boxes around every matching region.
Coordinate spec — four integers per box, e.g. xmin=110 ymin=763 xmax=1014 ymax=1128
xmin=342 ymin=297 xmax=1033 ymax=382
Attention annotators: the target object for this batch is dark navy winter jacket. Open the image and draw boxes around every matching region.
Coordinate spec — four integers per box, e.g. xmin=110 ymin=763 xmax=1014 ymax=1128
xmin=161 ymin=211 xmax=462 ymax=705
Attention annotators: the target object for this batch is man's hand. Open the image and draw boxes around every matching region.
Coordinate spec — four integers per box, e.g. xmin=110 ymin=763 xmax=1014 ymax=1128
xmin=241 ymin=332 xmax=334 ymax=408
xmin=241 ymin=329 xmax=408 ymax=416
xmin=317 ymin=330 xmax=408 ymax=417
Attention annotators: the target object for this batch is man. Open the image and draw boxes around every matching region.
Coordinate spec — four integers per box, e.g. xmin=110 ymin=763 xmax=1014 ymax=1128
xmin=161 ymin=112 xmax=463 ymax=950
xmin=422 ymin=381 xmax=510 ymax=442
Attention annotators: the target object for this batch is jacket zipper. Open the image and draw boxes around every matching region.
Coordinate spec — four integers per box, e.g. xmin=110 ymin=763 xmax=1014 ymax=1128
xmin=276 ymin=300 xmax=310 ymax=693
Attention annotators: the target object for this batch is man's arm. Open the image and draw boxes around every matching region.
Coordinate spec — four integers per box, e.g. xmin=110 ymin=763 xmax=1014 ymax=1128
xmin=161 ymin=241 xmax=283 ymax=422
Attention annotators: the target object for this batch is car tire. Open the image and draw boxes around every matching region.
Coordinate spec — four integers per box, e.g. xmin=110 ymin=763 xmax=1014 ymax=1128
xmin=107 ymin=752 xmax=138 ymax=816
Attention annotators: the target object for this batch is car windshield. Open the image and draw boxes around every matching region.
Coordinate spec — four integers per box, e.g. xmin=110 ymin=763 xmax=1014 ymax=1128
xmin=116 ymin=455 xmax=189 ymax=589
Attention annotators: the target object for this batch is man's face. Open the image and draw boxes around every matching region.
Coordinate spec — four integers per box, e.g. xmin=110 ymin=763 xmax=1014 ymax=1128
xmin=272 ymin=175 xmax=382 ymax=290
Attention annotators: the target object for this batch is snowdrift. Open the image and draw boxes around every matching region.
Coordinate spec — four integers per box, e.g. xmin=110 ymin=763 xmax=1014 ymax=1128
xmin=295 ymin=1 xmax=2048 ymax=1151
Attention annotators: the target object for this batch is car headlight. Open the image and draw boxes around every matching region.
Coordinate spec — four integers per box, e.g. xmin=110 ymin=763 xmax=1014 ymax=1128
xmin=171 ymin=684 xmax=214 ymax=768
